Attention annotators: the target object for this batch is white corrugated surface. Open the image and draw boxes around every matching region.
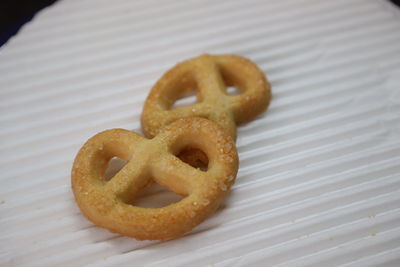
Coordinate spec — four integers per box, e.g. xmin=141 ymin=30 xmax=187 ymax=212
xmin=1 ymin=0 xmax=400 ymax=266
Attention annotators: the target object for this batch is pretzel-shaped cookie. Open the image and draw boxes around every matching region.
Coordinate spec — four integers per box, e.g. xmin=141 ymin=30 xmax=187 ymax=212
xmin=72 ymin=118 xmax=238 ymax=240
xmin=141 ymin=54 xmax=271 ymax=140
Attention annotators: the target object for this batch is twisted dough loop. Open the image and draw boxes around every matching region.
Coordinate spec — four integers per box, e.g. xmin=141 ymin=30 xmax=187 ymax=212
xmin=72 ymin=118 xmax=238 ymax=240
xmin=141 ymin=54 xmax=271 ymax=140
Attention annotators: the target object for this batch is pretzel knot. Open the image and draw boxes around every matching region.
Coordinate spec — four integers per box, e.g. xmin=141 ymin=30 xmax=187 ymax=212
xmin=72 ymin=118 xmax=238 ymax=240
xmin=141 ymin=54 xmax=271 ymax=140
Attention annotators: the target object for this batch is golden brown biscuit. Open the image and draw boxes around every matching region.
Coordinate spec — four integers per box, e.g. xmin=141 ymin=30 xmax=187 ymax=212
xmin=141 ymin=54 xmax=271 ymax=140
xmin=72 ymin=118 xmax=238 ymax=240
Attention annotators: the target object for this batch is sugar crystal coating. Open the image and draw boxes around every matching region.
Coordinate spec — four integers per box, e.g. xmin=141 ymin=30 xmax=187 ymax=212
xmin=72 ymin=118 xmax=238 ymax=241
xmin=141 ymin=54 xmax=271 ymax=140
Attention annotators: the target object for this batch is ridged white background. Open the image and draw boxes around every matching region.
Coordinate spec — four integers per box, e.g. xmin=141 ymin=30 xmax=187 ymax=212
xmin=1 ymin=0 xmax=400 ymax=266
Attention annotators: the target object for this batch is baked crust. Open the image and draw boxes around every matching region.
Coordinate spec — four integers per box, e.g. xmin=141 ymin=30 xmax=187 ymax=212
xmin=71 ymin=118 xmax=238 ymax=240
xmin=141 ymin=54 xmax=271 ymax=140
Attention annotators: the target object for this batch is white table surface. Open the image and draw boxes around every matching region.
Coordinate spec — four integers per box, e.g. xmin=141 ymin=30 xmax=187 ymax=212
xmin=1 ymin=0 xmax=400 ymax=266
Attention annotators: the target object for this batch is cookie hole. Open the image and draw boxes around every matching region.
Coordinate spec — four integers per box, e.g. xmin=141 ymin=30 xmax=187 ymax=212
xmin=177 ymin=147 xmax=209 ymax=171
xmin=104 ymin=157 xmax=127 ymax=181
xmin=172 ymin=90 xmax=197 ymax=109
xmin=132 ymin=183 xmax=184 ymax=208
xmin=226 ymin=86 xmax=242 ymax=96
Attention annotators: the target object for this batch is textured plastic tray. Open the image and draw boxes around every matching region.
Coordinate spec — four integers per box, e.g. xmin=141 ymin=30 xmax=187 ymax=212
xmin=1 ymin=0 xmax=400 ymax=266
